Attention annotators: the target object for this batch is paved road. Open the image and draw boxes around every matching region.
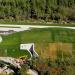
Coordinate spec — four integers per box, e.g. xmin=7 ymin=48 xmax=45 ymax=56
xmin=0 ymin=24 xmax=75 ymax=32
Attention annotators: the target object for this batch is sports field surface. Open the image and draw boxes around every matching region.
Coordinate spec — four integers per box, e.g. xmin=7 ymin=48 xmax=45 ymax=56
xmin=0 ymin=27 xmax=75 ymax=59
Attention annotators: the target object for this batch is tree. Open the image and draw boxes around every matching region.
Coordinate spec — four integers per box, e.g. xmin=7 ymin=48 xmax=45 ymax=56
xmin=0 ymin=0 xmax=75 ymax=22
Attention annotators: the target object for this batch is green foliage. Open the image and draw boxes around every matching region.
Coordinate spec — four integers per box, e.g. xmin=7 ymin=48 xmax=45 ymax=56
xmin=20 ymin=64 xmax=29 ymax=75
xmin=0 ymin=0 xmax=75 ymax=22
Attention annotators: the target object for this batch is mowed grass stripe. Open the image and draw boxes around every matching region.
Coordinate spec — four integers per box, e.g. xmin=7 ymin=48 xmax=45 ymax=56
xmin=21 ymin=28 xmax=75 ymax=43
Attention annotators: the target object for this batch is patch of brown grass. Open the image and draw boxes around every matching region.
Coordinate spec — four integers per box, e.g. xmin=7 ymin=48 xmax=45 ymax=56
xmin=49 ymin=43 xmax=57 ymax=60
xmin=35 ymin=43 xmax=73 ymax=60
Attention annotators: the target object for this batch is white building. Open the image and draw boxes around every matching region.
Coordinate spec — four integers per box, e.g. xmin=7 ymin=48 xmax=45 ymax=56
xmin=20 ymin=43 xmax=39 ymax=58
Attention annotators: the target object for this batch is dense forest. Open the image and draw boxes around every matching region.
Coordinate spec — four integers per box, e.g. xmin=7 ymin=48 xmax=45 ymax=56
xmin=0 ymin=0 xmax=75 ymax=23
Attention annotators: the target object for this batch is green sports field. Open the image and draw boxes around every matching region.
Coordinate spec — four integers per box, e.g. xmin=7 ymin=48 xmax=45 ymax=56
xmin=0 ymin=28 xmax=75 ymax=58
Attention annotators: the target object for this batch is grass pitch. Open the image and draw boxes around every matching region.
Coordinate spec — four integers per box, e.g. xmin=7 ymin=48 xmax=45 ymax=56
xmin=0 ymin=28 xmax=75 ymax=58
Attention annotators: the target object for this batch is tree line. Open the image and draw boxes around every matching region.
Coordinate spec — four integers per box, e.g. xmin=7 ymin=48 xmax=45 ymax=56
xmin=0 ymin=0 xmax=75 ymax=22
